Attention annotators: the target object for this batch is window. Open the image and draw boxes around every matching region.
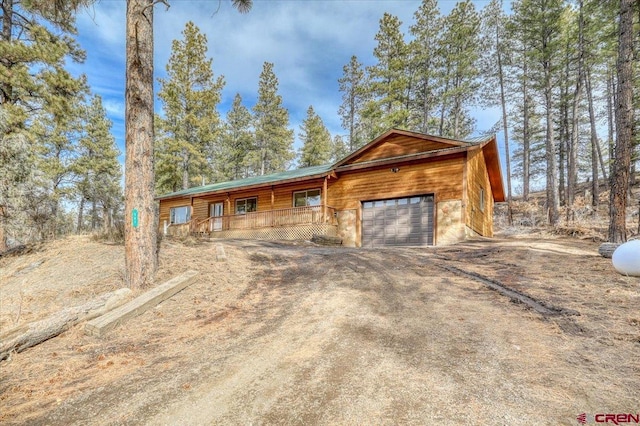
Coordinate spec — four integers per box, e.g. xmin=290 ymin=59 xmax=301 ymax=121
xmin=479 ymin=187 xmax=485 ymax=212
xmin=170 ymin=206 xmax=191 ymax=224
xmin=235 ymin=197 xmax=257 ymax=214
xmin=293 ymin=189 xmax=321 ymax=207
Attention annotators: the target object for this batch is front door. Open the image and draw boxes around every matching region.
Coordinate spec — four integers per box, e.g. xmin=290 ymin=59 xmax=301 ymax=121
xmin=209 ymin=202 xmax=224 ymax=231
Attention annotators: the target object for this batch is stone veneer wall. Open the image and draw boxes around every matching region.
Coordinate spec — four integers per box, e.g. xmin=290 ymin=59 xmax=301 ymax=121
xmin=436 ymin=200 xmax=465 ymax=245
xmin=336 ymin=210 xmax=357 ymax=247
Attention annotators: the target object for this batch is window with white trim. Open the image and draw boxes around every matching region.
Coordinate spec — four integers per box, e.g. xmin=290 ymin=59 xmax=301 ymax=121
xmin=170 ymin=206 xmax=191 ymax=224
xmin=293 ymin=189 xmax=321 ymax=207
xmin=235 ymin=197 xmax=257 ymax=214
xmin=479 ymin=187 xmax=485 ymax=212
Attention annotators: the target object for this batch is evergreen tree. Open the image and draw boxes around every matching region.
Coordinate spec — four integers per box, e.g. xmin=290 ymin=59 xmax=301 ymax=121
xmin=73 ymin=95 xmax=122 ymax=232
xmin=156 ymin=21 xmax=224 ymax=192
xmin=438 ymin=0 xmax=480 ymax=139
xmin=409 ymin=0 xmax=443 ymax=134
xmin=298 ymin=106 xmax=332 ymax=168
xmin=512 ymin=0 xmax=565 ymax=225
xmin=338 ymin=55 xmax=367 ymax=150
xmin=30 ymin=94 xmax=85 ymax=240
xmin=0 ymin=0 xmax=89 ymax=249
xmin=363 ymin=13 xmax=411 ymax=137
xmin=481 ymin=0 xmax=512 ymax=223
xmin=219 ymin=93 xmax=253 ymax=181
xmin=331 ymin=135 xmax=349 ymax=163
xmin=250 ymin=62 xmax=294 ymax=175
xmin=608 ymin=0 xmax=635 ymax=242
xmin=124 ymin=0 xmax=251 ymax=289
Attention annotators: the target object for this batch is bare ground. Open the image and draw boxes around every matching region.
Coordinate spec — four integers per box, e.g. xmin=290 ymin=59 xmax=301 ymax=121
xmin=0 ymin=233 xmax=638 ymax=425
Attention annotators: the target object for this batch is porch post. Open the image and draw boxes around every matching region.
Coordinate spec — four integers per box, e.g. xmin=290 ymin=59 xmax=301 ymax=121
xmin=323 ymin=176 xmax=328 ymax=223
xmin=271 ymin=186 xmax=275 ymax=226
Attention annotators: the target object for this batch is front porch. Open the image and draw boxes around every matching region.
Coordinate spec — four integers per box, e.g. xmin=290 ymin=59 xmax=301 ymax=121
xmin=165 ymin=205 xmax=339 ymax=241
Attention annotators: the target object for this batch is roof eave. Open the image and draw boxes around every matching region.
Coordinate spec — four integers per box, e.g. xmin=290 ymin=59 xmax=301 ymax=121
xmin=155 ymin=171 xmax=332 ymax=201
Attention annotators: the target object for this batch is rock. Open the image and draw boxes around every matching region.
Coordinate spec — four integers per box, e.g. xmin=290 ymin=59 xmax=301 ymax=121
xmin=311 ymin=235 xmax=342 ymax=246
xmin=598 ymin=242 xmax=620 ymax=258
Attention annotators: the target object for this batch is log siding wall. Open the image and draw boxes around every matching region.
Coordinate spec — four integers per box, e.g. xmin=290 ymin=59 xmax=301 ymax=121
xmin=350 ymin=134 xmax=454 ymax=164
xmin=465 ymin=148 xmax=493 ymax=236
xmin=329 ymin=155 xmax=465 ymax=245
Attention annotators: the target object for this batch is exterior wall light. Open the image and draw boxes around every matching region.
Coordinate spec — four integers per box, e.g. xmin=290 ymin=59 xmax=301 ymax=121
xmin=391 ymin=167 xmax=400 ymax=173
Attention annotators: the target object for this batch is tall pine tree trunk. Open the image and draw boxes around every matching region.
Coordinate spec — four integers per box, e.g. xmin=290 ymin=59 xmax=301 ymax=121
xmin=608 ymin=0 xmax=635 ymax=243
xmin=545 ymin=69 xmax=560 ymax=226
xmin=522 ymin=61 xmax=531 ymax=202
xmin=125 ymin=0 xmax=157 ymax=289
xmin=584 ymin=68 xmax=600 ymax=209
xmin=497 ymin=27 xmax=512 ymax=225
xmin=77 ymin=197 xmax=84 ymax=233
xmin=568 ymin=4 xmax=586 ymax=220
xmin=1 ymin=0 xmax=12 ymax=103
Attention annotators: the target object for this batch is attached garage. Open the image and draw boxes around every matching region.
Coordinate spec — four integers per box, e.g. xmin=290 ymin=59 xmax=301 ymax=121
xmin=362 ymin=195 xmax=434 ymax=247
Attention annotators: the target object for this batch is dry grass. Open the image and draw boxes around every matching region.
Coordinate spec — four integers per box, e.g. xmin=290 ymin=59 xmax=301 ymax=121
xmin=0 ymin=234 xmax=638 ymax=425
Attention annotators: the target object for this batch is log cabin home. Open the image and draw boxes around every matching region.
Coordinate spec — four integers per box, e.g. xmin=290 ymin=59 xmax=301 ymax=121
xmin=156 ymin=129 xmax=505 ymax=247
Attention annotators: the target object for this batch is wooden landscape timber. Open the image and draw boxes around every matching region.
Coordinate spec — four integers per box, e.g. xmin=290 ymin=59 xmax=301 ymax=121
xmin=0 ymin=288 xmax=132 ymax=361
xmin=85 ymin=270 xmax=199 ymax=337
xmin=216 ymin=244 xmax=227 ymax=262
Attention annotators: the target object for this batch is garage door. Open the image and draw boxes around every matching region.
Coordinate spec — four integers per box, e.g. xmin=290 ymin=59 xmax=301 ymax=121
xmin=362 ymin=195 xmax=434 ymax=247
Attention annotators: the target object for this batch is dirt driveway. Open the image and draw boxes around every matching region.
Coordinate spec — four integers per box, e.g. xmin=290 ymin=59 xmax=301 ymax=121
xmin=1 ymin=235 xmax=638 ymax=425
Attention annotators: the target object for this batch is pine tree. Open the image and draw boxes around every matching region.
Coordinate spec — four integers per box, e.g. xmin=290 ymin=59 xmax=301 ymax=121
xmin=73 ymin=95 xmax=122 ymax=232
xmin=338 ymin=56 xmax=367 ymax=151
xmin=298 ymin=106 xmax=332 ymax=168
xmin=30 ymin=93 xmax=87 ymax=240
xmin=250 ymin=62 xmax=294 ymax=175
xmin=438 ymin=0 xmax=480 ymax=139
xmin=156 ymin=21 xmax=224 ymax=192
xmin=219 ymin=93 xmax=253 ymax=181
xmin=363 ymin=13 xmax=411 ymax=136
xmin=331 ymin=135 xmax=349 ymax=163
xmin=480 ymin=0 xmax=513 ymax=223
xmin=512 ymin=0 xmax=565 ymax=226
xmin=124 ymin=0 xmax=251 ymax=289
xmin=409 ymin=0 xmax=443 ymax=134
xmin=608 ymin=0 xmax=635 ymax=243
xmin=0 ymin=0 xmax=89 ymax=249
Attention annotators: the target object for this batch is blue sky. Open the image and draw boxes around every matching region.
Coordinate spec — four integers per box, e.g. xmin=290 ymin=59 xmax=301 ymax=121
xmin=69 ymin=0 xmax=505 ymax=170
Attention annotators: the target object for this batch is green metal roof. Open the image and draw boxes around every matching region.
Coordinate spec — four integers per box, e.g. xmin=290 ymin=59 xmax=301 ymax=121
xmin=156 ymin=163 xmax=333 ymax=200
xmin=461 ymin=134 xmax=494 ymax=145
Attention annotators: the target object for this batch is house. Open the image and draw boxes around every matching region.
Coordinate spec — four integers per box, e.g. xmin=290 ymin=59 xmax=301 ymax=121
xmin=156 ymin=129 xmax=505 ymax=247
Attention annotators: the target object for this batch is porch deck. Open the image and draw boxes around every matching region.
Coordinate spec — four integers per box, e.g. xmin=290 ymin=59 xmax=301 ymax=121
xmin=166 ymin=205 xmax=338 ymax=241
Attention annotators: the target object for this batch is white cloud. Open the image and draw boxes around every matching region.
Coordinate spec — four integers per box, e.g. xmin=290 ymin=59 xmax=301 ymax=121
xmin=72 ymin=0 xmax=501 ymax=158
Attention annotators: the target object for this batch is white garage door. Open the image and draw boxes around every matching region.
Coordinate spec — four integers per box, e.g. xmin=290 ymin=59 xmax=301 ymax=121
xmin=362 ymin=195 xmax=434 ymax=247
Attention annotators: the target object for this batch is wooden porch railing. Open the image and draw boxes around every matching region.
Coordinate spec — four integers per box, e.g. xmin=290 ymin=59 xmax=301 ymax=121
xmin=191 ymin=205 xmax=337 ymax=234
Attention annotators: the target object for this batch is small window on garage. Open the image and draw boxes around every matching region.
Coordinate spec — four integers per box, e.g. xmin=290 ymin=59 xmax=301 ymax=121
xmin=170 ymin=206 xmax=191 ymax=224
xmin=294 ymin=189 xmax=321 ymax=207
xmin=479 ymin=187 xmax=485 ymax=212
xmin=236 ymin=197 xmax=257 ymax=214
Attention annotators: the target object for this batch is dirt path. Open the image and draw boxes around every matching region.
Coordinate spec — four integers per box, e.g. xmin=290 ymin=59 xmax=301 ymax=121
xmin=1 ymin=236 xmax=638 ymax=425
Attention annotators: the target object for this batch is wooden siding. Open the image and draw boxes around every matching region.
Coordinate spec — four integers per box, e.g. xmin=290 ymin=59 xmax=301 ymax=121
xmin=271 ymin=179 xmax=326 ymax=210
xmin=329 ymin=155 xmax=465 ymax=246
xmin=158 ymin=196 xmax=191 ymax=229
xmin=465 ymin=148 xmax=493 ymax=236
xmin=187 ymin=179 xmax=327 ymax=222
xmin=329 ymin=155 xmax=464 ymax=210
xmin=349 ymin=134 xmax=455 ymax=164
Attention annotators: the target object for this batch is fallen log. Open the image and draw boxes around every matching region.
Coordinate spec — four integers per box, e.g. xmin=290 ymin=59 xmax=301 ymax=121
xmin=598 ymin=242 xmax=620 ymax=258
xmin=0 ymin=288 xmax=131 ymax=361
